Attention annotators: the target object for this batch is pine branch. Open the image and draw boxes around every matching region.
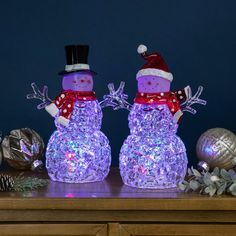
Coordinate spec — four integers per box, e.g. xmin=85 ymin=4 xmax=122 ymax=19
xmin=13 ymin=174 xmax=49 ymax=192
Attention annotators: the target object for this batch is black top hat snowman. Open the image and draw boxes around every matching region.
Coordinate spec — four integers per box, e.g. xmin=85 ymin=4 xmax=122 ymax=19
xmin=45 ymin=44 xmax=97 ymax=126
xmin=59 ymin=45 xmax=96 ymax=75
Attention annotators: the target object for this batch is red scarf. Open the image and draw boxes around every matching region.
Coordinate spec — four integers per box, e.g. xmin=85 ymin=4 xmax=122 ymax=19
xmin=134 ymin=92 xmax=181 ymax=116
xmin=53 ymin=90 xmax=96 ymax=119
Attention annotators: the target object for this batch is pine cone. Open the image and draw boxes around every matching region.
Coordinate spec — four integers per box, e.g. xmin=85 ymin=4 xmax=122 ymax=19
xmin=0 ymin=174 xmax=14 ymax=192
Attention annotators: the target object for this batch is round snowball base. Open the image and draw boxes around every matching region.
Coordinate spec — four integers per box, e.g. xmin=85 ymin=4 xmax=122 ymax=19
xmin=48 ymin=172 xmax=108 ymax=184
xmin=46 ymin=130 xmax=111 ymax=184
xmin=120 ymin=176 xmax=179 ymax=189
xmin=119 ymin=135 xmax=188 ymax=189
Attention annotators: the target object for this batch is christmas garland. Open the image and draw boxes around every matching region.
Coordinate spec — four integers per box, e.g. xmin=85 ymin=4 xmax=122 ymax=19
xmin=179 ymin=167 xmax=236 ymax=196
xmin=0 ymin=173 xmax=49 ymax=192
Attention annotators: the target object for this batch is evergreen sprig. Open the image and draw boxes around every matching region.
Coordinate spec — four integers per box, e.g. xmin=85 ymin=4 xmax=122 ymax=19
xmin=13 ymin=173 xmax=49 ymax=192
xmin=179 ymin=166 xmax=236 ymax=197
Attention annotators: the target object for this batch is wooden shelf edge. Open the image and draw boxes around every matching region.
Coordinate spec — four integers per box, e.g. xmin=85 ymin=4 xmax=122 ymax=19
xmin=0 ymin=197 xmax=236 ymax=211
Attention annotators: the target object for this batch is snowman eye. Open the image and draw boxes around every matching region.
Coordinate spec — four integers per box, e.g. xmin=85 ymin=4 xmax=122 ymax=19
xmin=73 ymin=80 xmax=77 ymax=83
xmin=80 ymin=79 xmax=85 ymax=83
xmin=147 ymin=81 xmax=152 ymax=85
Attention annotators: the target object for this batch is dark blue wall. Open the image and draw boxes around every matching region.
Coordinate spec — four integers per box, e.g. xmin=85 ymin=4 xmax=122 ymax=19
xmin=0 ymin=0 xmax=235 ymax=167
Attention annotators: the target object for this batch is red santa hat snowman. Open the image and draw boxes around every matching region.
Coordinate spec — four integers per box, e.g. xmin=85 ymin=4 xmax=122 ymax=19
xmin=136 ymin=44 xmax=173 ymax=82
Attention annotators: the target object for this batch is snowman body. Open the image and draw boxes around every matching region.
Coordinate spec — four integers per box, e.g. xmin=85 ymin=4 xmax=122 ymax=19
xmin=119 ymin=103 xmax=187 ymax=189
xmin=45 ymin=72 xmax=111 ymax=183
xmin=119 ymin=75 xmax=188 ymax=189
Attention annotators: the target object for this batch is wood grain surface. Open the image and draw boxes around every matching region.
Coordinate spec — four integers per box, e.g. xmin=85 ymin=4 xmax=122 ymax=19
xmin=0 ymin=168 xmax=236 ymax=235
xmin=0 ymin=168 xmax=235 ymax=211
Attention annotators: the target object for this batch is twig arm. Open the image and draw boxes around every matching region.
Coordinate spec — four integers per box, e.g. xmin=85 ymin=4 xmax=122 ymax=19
xmin=99 ymin=81 xmax=132 ymax=111
xmin=26 ymin=82 xmax=52 ymax=110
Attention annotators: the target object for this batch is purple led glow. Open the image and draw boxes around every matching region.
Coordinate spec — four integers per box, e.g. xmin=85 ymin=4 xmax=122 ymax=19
xmin=119 ymin=103 xmax=188 ymax=189
xmin=65 ymin=193 xmax=75 ymax=198
xmin=137 ymin=75 xmax=171 ymax=93
xmin=62 ymin=72 xmax=94 ymax=91
xmin=46 ymin=100 xmax=111 ymax=183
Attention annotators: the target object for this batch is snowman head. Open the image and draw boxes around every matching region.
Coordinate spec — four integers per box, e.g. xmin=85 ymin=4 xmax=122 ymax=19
xmin=137 ymin=75 xmax=171 ymax=93
xmin=62 ymin=71 xmax=93 ymax=91
xmin=136 ymin=45 xmax=173 ymax=93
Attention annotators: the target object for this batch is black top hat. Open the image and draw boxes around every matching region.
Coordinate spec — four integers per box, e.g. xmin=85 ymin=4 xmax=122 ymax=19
xmin=58 ymin=45 xmax=96 ymax=75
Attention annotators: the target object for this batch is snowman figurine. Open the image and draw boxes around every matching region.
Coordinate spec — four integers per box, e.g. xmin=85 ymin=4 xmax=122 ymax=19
xmin=106 ymin=44 xmax=206 ymax=189
xmin=27 ymin=45 xmax=113 ymax=183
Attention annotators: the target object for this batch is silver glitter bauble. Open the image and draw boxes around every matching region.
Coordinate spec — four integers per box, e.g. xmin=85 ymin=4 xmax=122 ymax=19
xmin=196 ymin=128 xmax=236 ymax=170
xmin=1 ymin=128 xmax=44 ymax=171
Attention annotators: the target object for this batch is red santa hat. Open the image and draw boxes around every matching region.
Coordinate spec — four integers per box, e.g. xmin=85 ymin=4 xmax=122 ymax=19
xmin=136 ymin=44 xmax=173 ymax=82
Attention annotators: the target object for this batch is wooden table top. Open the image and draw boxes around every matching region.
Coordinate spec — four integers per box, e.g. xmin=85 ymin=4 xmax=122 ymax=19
xmin=0 ymin=168 xmax=235 ymax=211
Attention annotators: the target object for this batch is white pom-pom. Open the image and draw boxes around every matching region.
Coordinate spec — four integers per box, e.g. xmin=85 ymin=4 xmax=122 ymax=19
xmin=137 ymin=44 xmax=147 ymax=54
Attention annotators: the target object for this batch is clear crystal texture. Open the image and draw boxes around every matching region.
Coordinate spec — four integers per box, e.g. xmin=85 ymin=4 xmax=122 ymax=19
xmin=46 ymin=100 xmax=111 ymax=183
xmin=119 ymin=103 xmax=188 ymax=189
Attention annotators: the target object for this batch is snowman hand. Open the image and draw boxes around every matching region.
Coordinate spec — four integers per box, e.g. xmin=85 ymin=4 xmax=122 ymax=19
xmin=99 ymin=81 xmax=132 ymax=111
xmin=181 ymin=86 xmax=207 ymax=114
xmin=27 ymin=82 xmax=52 ymax=109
